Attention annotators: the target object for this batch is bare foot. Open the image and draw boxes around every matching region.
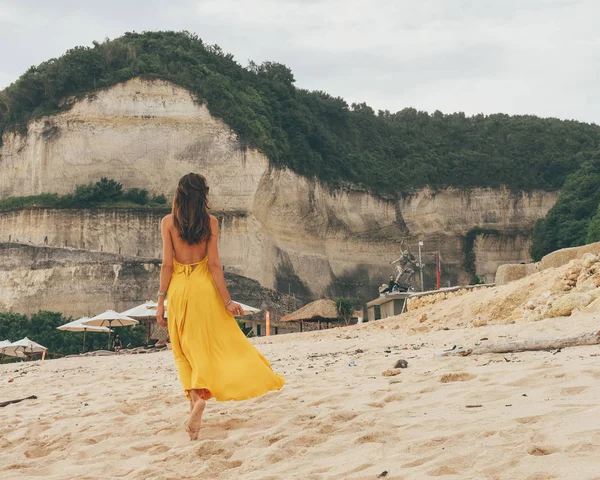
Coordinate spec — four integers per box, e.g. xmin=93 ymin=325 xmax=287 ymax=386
xmin=186 ymin=398 xmax=206 ymax=441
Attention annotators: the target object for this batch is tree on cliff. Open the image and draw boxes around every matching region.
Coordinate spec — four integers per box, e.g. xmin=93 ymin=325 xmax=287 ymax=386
xmin=530 ymin=153 xmax=600 ymax=260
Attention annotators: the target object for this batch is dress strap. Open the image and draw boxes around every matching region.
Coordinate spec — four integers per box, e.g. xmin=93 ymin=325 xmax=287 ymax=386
xmin=173 ymin=257 xmax=208 ymax=276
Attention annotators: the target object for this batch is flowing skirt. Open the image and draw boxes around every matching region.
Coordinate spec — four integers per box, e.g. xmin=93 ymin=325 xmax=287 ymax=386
xmin=167 ymin=257 xmax=284 ymax=401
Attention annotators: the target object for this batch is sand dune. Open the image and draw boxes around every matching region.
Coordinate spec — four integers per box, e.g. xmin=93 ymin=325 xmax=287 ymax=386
xmin=2 ymin=307 xmax=600 ymax=480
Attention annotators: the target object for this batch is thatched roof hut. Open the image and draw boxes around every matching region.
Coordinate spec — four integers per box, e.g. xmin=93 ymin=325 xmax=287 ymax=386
xmin=282 ymin=299 xmax=341 ymax=330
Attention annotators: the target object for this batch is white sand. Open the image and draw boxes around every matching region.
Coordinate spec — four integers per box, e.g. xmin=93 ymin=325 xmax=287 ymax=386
xmin=2 ymin=307 xmax=600 ymax=480
xmin=4 ymin=258 xmax=600 ymax=479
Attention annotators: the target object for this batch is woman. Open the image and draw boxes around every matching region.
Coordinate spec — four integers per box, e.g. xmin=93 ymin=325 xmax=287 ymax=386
xmin=155 ymin=173 xmax=284 ymax=440
xmin=112 ymin=334 xmax=123 ymax=353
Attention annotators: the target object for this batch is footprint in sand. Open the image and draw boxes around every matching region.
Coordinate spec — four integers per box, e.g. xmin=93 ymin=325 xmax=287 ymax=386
xmin=427 ymin=465 xmax=460 ymax=476
xmin=527 ymin=445 xmax=559 ymax=456
xmin=329 ymin=411 xmax=359 ymax=423
xmin=401 ymin=454 xmax=437 ymax=468
xmin=24 ymin=446 xmax=51 ymax=459
xmin=526 ymin=473 xmax=559 ymax=480
xmin=355 ymin=432 xmax=386 ymax=444
xmin=267 ymin=435 xmax=285 ymax=445
xmin=318 ymin=424 xmax=336 ymax=435
xmin=383 ymin=392 xmax=405 ymax=403
xmin=439 ymin=372 xmax=476 ymax=383
xmin=194 ymin=440 xmax=234 ymax=459
xmin=560 ymin=386 xmax=589 ymax=396
xmin=516 ymin=415 xmax=543 ymax=425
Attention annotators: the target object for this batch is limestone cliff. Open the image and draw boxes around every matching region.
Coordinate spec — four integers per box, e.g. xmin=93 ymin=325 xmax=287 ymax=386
xmin=0 ymin=78 xmax=559 ymax=299
xmin=0 ymin=243 xmax=302 ymax=320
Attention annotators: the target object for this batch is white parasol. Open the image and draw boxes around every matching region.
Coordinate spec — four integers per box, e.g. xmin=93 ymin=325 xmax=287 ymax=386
xmin=234 ymin=302 xmax=261 ymax=316
xmin=3 ymin=337 xmax=47 ymax=358
xmin=81 ymin=311 xmax=138 ymax=349
xmin=0 ymin=340 xmax=23 ymax=359
xmin=121 ymin=302 xmax=157 ymax=343
xmin=57 ymin=318 xmax=112 ymax=351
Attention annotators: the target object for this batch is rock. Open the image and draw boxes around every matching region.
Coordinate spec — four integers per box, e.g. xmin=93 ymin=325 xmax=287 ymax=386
xmin=394 ymin=359 xmax=408 ymax=369
xmin=589 ymin=287 xmax=600 ymax=299
xmin=567 ymin=280 xmax=577 ymax=287
xmin=525 ymin=301 xmax=535 ymax=310
xmin=472 ymin=316 xmax=488 ymax=327
xmin=584 ymin=296 xmax=600 ymax=313
xmin=419 ymin=313 xmax=428 ymax=323
xmin=582 ymin=253 xmax=599 ymax=269
xmin=382 ymin=368 xmax=402 ymax=377
xmin=567 ymin=273 xmax=579 ymax=281
xmin=547 ymin=292 xmax=593 ymax=318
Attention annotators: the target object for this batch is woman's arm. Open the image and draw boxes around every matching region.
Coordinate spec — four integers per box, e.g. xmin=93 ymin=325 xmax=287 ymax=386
xmin=156 ymin=215 xmax=174 ymax=327
xmin=207 ymin=216 xmax=244 ymax=317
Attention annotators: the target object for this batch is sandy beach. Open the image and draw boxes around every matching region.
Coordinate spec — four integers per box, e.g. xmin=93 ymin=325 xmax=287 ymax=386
xmin=2 ymin=257 xmax=600 ymax=479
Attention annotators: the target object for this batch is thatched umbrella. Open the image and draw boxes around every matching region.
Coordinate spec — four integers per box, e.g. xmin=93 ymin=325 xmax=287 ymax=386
xmin=281 ymin=299 xmax=340 ymax=331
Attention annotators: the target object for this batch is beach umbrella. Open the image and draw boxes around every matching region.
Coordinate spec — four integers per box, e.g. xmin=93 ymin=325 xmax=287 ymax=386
xmin=1 ymin=340 xmax=17 ymax=359
xmin=57 ymin=318 xmax=112 ymax=351
xmin=233 ymin=302 xmax=261 ymax=316
xmin=121 ymin=302 xmax=157 ymax=343
xmin=81 ymin=311 xmax=138 ymax=349
xmin=121 ymin=301 xmax=157 ymax=318
xmin=4 ymin=337 xmax=47 ymax=358
xmin=0 ymin=340 xmax=26 ymax=359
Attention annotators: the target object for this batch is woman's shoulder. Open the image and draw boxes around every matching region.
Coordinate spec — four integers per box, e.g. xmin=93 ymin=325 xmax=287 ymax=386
xmin=162 ymin=213 xmax=174 ymax=225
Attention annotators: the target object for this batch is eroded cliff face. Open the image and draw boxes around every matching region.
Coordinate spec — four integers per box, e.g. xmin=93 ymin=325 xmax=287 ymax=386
xmin=0 ymin=78 xmax=559 ymax=300
xmin=0 ymin=244 xmax=301 ymax=319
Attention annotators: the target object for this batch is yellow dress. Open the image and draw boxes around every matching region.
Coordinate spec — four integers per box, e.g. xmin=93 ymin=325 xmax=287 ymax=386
xmin=167 ymin=257 xmax=284 ymax=401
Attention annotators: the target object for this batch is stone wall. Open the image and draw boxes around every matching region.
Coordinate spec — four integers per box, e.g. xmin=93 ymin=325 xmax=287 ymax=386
xmin=495 ymin=241 xmax=600 ymax=285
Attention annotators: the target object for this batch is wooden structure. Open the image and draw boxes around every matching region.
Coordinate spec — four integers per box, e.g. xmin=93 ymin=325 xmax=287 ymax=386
xmin=281 ymin=299 xmax=343 ymax=331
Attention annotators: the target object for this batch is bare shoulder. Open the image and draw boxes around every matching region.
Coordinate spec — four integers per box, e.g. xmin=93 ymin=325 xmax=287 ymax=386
xmin=209 ymin=215 xmax=219 ymax=234
xmin=161 ymin=214 xmax=174 ymax=228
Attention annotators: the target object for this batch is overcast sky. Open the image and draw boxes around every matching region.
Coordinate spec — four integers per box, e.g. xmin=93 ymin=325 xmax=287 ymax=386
xmin=1 ymin=0 xmax=599 ymax=124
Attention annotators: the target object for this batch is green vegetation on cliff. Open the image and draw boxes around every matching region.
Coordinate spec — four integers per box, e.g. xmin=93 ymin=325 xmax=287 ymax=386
xmin=530 ymin=153 xmax=600 ymax=260
xmin=2 ymin=31 xmax=600 ymax=256
xmin=0 ymin=178 xmax=167 ymax=211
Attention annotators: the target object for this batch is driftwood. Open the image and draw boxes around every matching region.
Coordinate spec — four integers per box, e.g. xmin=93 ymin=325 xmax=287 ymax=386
xmin=0 ymin=395 xmax=37 ymax=408
xmin=439 ymin=330 xmax=600 ymax=357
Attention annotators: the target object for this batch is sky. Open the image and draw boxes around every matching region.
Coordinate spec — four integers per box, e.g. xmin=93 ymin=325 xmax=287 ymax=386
xmin=1 ymin=0 xmax=599 ymax=124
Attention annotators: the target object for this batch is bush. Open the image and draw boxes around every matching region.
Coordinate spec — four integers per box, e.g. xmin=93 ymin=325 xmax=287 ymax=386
xmin=530 ymin=153 xmax=600 ymax=260
xmin=123 ymin=188 xmax=149 ymax=205
xmin=0 ymin=178 xmax=167 ymax=211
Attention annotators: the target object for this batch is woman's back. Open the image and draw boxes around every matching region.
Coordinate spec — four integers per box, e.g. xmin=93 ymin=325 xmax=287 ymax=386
xmin=163 ymin=213 xmax=211 ymax=264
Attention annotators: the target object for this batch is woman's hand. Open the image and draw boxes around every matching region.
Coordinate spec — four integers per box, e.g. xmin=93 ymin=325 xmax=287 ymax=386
xmin=155 ymin=303 xmax=167 ymax=327
xmin=227 ymin=302 xmax=244 ymax=317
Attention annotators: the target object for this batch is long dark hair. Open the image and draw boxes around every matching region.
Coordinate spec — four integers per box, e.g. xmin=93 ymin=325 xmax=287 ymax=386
xmin=172 ymin=173 xmax=211 ymax=244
